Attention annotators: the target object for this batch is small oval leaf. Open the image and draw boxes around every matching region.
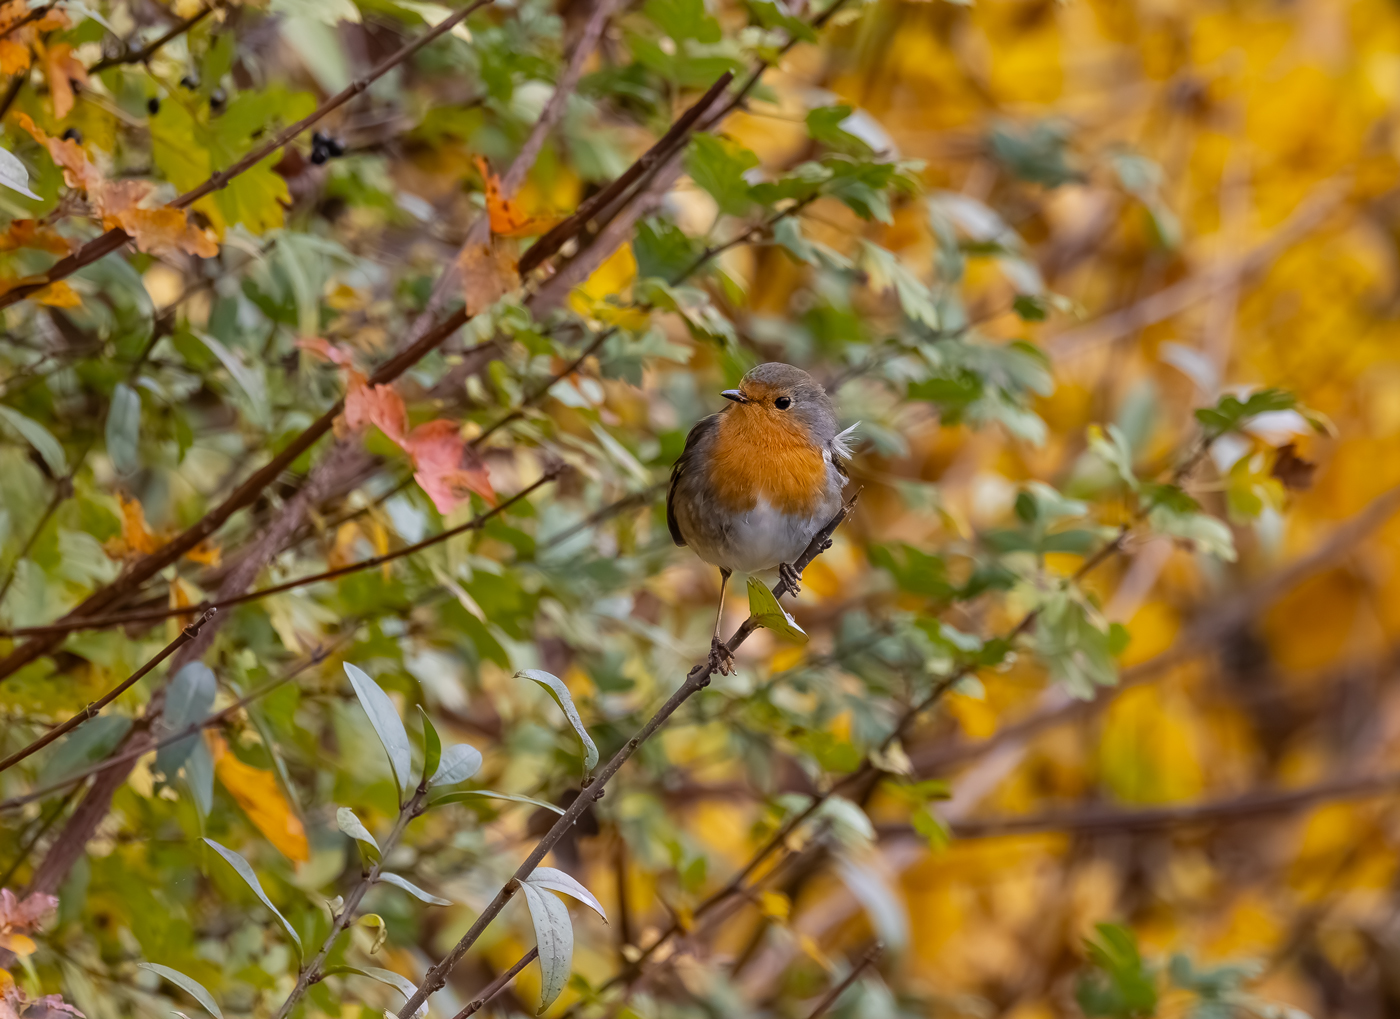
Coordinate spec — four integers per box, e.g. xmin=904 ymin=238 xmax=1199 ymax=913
xmin=105 ymin=382 xmax=142 ymax=477
xmin=429 ymin=743 xmax=482 ymax=787
xmin=517 ymin=669 xmax=598 ymax=772
xmin=378 ymin=872 xmax=451 ymax=906
xmin=0 ymin=405 xmax=67 ymax=477
xmin=528 ymin=867 xmax=607 ymax=923
xmin=202 ymin=838 xmax=303 ymax=957
xmin=336 ymin=807 xmax=380 ymax=853
xmin=520 ymin=877 xmax=575 ymax=1014
xmin=344 ymin=663 xmax=413 ymax=796
xmin=137 ymin=962 xmax=224 ymax=1019
xmin=418 ymin=706 xmax=441 ymax=784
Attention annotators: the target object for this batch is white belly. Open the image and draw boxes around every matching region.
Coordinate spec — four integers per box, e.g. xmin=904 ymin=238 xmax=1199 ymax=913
xmin=695 ymin=497 xmax=816 ymax=575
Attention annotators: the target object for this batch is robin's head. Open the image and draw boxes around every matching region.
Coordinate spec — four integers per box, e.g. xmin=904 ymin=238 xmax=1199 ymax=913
xmin=721 ymin=362 xmax=838 ymax=447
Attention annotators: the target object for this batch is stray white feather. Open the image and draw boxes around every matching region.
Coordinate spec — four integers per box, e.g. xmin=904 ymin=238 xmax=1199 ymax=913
xmin=832 ymin=422 xmax=860 ymax=460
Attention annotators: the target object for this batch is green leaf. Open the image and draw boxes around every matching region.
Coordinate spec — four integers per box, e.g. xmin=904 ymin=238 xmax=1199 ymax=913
xmin=198 ymin=333 xmax=270 ymax=428
xmin=202 ymin=838 xmax=303 ymax=957
xmin=1147 ymin=502 xmax=1237 ymax=561
xmin=806 ymin=106 xmax=873 ymax=155
xmin=644 ymin=0 xmax=722 ymax=42
xmin=685 ymin=134 xmax=760 ymax=217
xmin=860 ymin=242 xmax=939 ymax=329
xmin=335 ymin=806 xmax=380 ymax=854
xmin=428 ymin=789 xmax=566 ymax=814
xmin=39 ymin=715 xmax=131 ymax=786
xmin=430 ymin=742 xmax=483 ymax=787
xmin=1077 ymin=923 xmax=1158 ymax=1018
xmin=156 ymin=663 xmax=216 ymax=779
xmin=0 ymin=405 xmax=68 ymax=477
xmin=1193 ymin=388 xmax=1296 ymax=438
xmin=104 ymin=382 xmax=142 ymax=477
xmin=520 ymin=877 xmax=575 ymax=1014
xmin=773 ymin=216 xmax=817 ymax=264
xmin=989 ymin=119 xmax=1081 ymax=188
xmin=344 ymin=662 xmax=413 ymax=796
xmin=0 ymin=145 xmax=40 ymax=200
xmin=137 ymin=963 xmax=224 ymax=1019
xmin=528 ymin=867 xmax=608 ymax=922
xmin=1087 ymin=424 xmax=1139 ymax=491
xmin=332 ymin=966 xmax=424 ymax=1017
xmin=517 ymin=669 xmax=599 ymax=773
xmin=378 ymin=872 xmax=451 ymax=906
xmin=747 ymin=0 xmax=817 ymax=40
xmin=418 ymin=706 xmax=441 ymax=785
xmin=746 ymin=577 xmax=808 ymax=643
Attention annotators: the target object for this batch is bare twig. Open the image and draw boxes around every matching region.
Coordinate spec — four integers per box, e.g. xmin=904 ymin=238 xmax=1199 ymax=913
xmin=0 ymin=472 xmax=558 ymax=638
xmin=453 ymin=948 xmax=539 ymax=1019
xmin=0 ymin=0 xmax=495 ymax=311
xmin=86 ymin=4 xmax=216 ymax=74
xmin=804 ymin=943 xmax=882 ymax=1019
xmin=0 ymin=610 xmax=215 ymax=774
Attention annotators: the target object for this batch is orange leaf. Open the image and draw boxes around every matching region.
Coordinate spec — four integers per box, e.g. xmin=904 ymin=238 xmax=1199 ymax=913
xmin=13 ymin=112 xmax=102 ymax=193
xmin=208 ymin=733 xmax=309 ymax=863
xmin=0 ymin=39 xmax=29 ymax=74
xmin=0 ymin=219 xmax=72 ymax=255
xmin=400 ymin=418 xmax=495 ymax=514
xmin=33 ymin=280 xmax=79 ymax=307
xmin=459 ymin=239 xmax=518 ymax=315
xmin=115 ymin=492 xmax=161 ymax=555
xmin=42 ymin=42 xmax=87 ymax=119
xmin=343 ymin=369 xmax=407 ymax=444
xmin=184 ymin=538 xmax=221 ymax=566
xmin=297 ymin=335 xmax=356 ymax=366
xmin=475 ymin=155 xmax=557 ymax=238
xmin=97 ymin=180 xmax=217 ymax=258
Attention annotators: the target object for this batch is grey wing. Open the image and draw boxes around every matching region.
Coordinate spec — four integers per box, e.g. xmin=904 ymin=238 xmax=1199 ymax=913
xmin=667 ymin=413 xmax=720 ymax=548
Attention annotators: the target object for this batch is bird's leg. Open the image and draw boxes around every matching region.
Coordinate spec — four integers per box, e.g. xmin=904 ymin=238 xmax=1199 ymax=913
xmin=778 ymin=561 xmax=802 ymax=597
xmin=707 ymin=568 xmax=735 ymax=675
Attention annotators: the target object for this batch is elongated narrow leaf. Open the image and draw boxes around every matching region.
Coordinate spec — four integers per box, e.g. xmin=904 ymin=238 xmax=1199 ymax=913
xmin=418 ymin=706 xmax=441 ymax=784
xmin=517 ymin=669 xmax=598 ymax=772
xmin=330 ymin=966 xmax=425 ymax=1018
xmin=201 ymin=838 xmax=302 ymax=957
xmin=105 ymin=382 xmax=141 ymax=477
xmin=747 ymin=577 xmax=808 ymax=644
xmin=528 ymin=867 xmax=607 ymax=922
xmin=378 ymin=872 xmax=450 ymax=905
xmin=344 ymin=663 xmax=413 ymax=796
xmin=184 ymin=738 xmax=214 ymax=816
xmin=138 ymin=963 xmax=224 ymax=1019
xmin=520 ymin=877 xmax=574 ymax=1014
xmin=0 ymin=405 xmax=67 ymax=477
xmin=335 ymin=807 xmax=379 ymax=853
xmin=429 ymin=743 xmax=482 ymax=787
xmin=428 ymin=789 xmax=565 ymax=814
xmin=156 ymin=663 xmax=216 ymax=778
xmin=0 ymin=146 xmax=40 ymax=200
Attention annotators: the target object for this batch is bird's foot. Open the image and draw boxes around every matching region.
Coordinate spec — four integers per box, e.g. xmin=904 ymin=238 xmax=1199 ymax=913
xmin=779 ymin=562 xmax=802 ymax=596
xmin=707 ymin=636 xmax=735 ymax=676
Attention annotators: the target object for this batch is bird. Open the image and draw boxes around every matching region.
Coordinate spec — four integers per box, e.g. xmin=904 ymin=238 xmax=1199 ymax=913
xmin=667 ymin=362 xmax=855 ymax=674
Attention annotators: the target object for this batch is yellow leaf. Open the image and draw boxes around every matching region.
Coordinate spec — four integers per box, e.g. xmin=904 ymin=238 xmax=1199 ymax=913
xmin=459 ymin=239 xmax=518 ymax=316
xmin=209 ymin=733 xmax=309 ymax=862
xmin=0 ymin=932 xmax=35 ymax=957
xmin=759 ymin=890 xmax=791 ymax=922
xmin=33 ymin=280 xmax=80 ymax=307
xmin=474 ymin=155 xmax=558 ymax=237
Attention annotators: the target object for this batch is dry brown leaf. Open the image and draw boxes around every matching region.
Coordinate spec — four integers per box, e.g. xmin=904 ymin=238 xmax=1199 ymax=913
xmin=474 ymin=155 xmax=558 ymax=238
xmin=0 ymin=38 xmax=30 ymax=74
xmin=0 ymin=219 xmax=73 ymax=255
xmin=42 ymin=41 xmax=87 ymax=119
xmin=207 ymin=733 xmax=309 ymax=863
xmin=459 ymin=239 xmax=517 ymax=316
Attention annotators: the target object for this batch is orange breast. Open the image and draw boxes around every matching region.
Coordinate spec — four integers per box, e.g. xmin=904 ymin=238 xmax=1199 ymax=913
xmin=707 ymin=406 xmax=826 ymax=515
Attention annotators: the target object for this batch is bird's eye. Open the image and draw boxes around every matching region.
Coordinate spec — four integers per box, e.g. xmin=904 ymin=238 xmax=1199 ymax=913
xmin=774 ymin=396 xmax=792 ymax=410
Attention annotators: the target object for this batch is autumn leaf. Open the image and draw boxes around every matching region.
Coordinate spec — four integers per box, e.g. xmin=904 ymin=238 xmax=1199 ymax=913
xmin=343 ymin=369 xmax=407 ymax=443
xmin=400 ymin=418 xmax=495 ymax=513
xmin=0 ymin=219 xmax=74 ymax=255
xmin=107 ymin=492 xmax=161 ymax=557
xmin=32 ymin=280 xmax=80 ymax=307
xmin=184 ymin=538 xmax=222 ymax=566
xmin=0 ymin=888 xmax=56 ymax=958
xmin=459 ymin=240 xmax=518 ymax=316
xmin=14 ymin=112 xmax=101 ymax=193
xmin=0 ymin=39 xmax=29 ymax=74
xmin=41 ymin=41 xmax=87 ymax=119
xmin=297 ymin=335 xmax=356 ymax=366
xmin=208 ymin=733 xmax=309 ymax=863
xmin=475 ymin=155 xmax=558 ymax=238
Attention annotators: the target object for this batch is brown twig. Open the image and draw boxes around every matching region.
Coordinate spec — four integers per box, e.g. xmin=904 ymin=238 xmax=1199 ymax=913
xmin=86 ymin=4 xmax=216 ymax=75
xmin=0 ymin=610 xmax=215 ymax=774
xmin=395 ymin=493 xmax=860 ymax=1018
xmin=0 ymin=2 xmax=56 ymax=39
xmin=0 ymin=0 xmax=495 ymax=311
xmin=452 ymin=948 xmax=539 ymax=1019
xmin=0 ymin=472 xmax=558 ymax=638
xmin=803 ymin=943 xmax=882 ymax=1019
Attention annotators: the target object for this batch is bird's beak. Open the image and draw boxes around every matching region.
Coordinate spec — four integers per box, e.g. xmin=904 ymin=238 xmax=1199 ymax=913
xmin=721 ymin=389 xmax=749 ymax=404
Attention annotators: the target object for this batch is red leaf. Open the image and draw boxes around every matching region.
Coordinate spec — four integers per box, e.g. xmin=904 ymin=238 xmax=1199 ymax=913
xmin=400 ymin=419 xmax=495 ymax=513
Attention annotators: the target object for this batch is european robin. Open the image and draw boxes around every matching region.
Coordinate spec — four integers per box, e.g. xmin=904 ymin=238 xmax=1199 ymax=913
xmin=667 ymin=363 xmax=855 ymax=673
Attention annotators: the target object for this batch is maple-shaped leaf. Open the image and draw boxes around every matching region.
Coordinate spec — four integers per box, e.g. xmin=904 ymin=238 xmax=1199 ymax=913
xmin=459 ymin=239 xmax=518 ymax=315
xmin=15 ymin=112 xmax=102 ymax=192
xmin=42 ymin=41 xmax=87 ymax=119
xmin=475 ymin=156 xmax=558 ymax=238
xmin=343 ymin=370 xmax=408 ymax=443
xmin=0 ymin=219 xmax=73 ymax=254
xmin=400 ymin=418 xmax=495 ymax=513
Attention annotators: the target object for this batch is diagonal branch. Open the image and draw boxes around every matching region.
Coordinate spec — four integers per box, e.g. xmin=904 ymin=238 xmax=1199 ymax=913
xmin=0 ymin=0 xmax=495 ymax=311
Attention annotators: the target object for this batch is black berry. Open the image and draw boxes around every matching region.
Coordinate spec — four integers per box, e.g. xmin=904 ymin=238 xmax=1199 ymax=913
xmin=146 ymin=96 xmax=160 ymax=115
xmin=61 ymin=128 xmax=81 ymax=143
xmin=180 ymin=74 xmax=198 ymax=89
xmin=312 ymin=130 xmax=329 ymax=146
xmin=326 ymin=137 xmax=345 ymax=158
xmin=310 ymin=146 xmax=328 ymax=165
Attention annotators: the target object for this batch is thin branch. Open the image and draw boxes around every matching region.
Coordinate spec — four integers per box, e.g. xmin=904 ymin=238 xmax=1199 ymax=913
xmin=0 ymin=610 xmax=215 ymax=774
xmin=0 ymin=3 xmax=57 ymax=40
xmin=395 ymin=494 xmax=860 ymax=1018
xmin=0 ymin=0 xmax=496 ymax=311
xmin=0 ymin=471 xmax=558 ymax=638
xmin=804 ymin=943 xmax=882 ymax=1019
xmin=0 ymin=69 xmax=25 ymax=121
xmin=86 ymin=4 xmax=216 ymax=75
xmin=453 ymin=948 xmax=539 ymax=1019
xmin=0 ymin=632 xmax=347 ymax=813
